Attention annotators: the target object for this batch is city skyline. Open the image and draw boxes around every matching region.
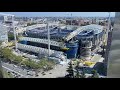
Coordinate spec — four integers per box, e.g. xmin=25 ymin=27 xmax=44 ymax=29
xmin=0 ymin=12 xmax=115 ymax=17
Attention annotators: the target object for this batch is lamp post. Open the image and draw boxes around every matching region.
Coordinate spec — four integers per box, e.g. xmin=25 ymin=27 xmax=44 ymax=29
xmin=108 ymin=12 xmax=111 ymax=32
xmin=105 ymin=12 xmax=111 ymax=75
xmin=71 ymin=13 xmax=72 ymax=27
xmin=47 ymin=22 xmax=50 ymax=57
xmin=12 ymin=15 xmax=17 ymax=51
xmin=106 ymin=12 xmax=111 ymax=43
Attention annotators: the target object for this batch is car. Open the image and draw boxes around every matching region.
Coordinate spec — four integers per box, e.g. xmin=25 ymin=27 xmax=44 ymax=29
xmin=18 ymin=71 xmax=21 ymax=73
xmin=35 ymin=74 xmax=39 ymax=77
xmin=7 ymin=71 xmax=11 ymax=73
xmin=13 ymin=65 xmax=18 ymax=68
xmin=91 ymin=53 xmax=94 ymax=56
xmin=27 ymin=73 xmax=33 ymax=76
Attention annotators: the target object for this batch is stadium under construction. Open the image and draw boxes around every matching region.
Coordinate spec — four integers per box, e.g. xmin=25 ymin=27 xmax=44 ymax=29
xmin=17 ymin=24 xmax=107 ymax=61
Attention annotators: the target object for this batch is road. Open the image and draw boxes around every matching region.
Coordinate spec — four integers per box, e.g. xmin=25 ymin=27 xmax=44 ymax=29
xmin=1 ymin=62 xmax=35 ymax=78
xmin=37 ymin=64 xmax=68 ymax=78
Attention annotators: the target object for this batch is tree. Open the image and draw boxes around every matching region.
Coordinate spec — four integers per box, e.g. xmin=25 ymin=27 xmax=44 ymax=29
xmin=8 ymin=33 xmax=18 ymax=41
xmin=75 ymin=61 xmax=80 ymax=78
xmin=0 ymin=41 xmax=2 ymax=46
xmin=66 ymin=61 xmax=74 ymax=78
xmin=91 ymin=70 xmax=99 ymax=78
xmin=37 ymin=58 xmax=55 ymax=71
xmin=0 ymin=61 xmax=3 ymax=78
xmin=0 ymin=42 xmax=3 ymax=78
xmin=80 ymin=70 xmax=86 ymax=78
xmin=1 ymin=48 xmax=12 ymax=61
xmin=27 ymin=22 xmax=36 ymax=26
xmin=0 ymin=42 xmax=3 ymax=58
xmin=22 ymin=59 xmax=39 ymax=69
xmin=13 ymin=55 xmax=23 ymax=64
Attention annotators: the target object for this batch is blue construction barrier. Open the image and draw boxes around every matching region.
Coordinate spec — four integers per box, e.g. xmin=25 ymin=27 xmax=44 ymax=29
xmin=20 ymin=40 xmax=28 ymax=45
xmin=65 ymin=42 xmax=78 ymax=59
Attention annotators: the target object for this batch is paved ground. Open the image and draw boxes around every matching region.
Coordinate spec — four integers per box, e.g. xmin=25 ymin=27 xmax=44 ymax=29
xmin=1 ymin=61 xmax=68 ymax=78
xmin=37 ymin=64 xmax=68 ymax=78
xmin=91 ymin=54 xmax=104 ymax=62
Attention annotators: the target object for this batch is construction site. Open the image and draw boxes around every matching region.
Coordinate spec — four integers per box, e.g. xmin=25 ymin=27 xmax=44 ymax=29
xmin=0 ymin=12 xmax=112 ymax=78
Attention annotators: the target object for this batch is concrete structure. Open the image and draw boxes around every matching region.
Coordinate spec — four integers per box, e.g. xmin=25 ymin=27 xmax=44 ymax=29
xmin=77 ymin=24 xmax=105 ymax=60
xmin=17 ymin=24 xmax=105 ymax=60
xmin=107 ymin=12 xmax=120 ymax=78
xmin=15 ymin=22 xmax=60 ymax=35
xmin=0 ymin=24 xmax=8 ymax=43
xmin=80 ymin=41 xmax=92 ymax=60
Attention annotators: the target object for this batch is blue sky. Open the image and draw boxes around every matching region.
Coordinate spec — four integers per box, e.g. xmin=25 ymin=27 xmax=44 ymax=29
xmin=1 ymin=12 xmax=115 ymax=17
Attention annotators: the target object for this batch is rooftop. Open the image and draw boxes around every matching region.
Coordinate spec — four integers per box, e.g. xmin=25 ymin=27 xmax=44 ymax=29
xmin=25 ymin=24 xmax=104 ymax=40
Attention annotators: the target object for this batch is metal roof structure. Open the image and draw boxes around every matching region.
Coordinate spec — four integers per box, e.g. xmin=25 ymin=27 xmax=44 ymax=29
xmin=24 ymin=24 xmax=104 ymax=42
xmin=79 ymin=24 xmax=104 ymax=35
xmin=64 ymin=24 xmax=104 ymax=41
xmin=17 ymin=43 xmax=63 ymax=55
xmin=19 ymin=37 xmax=63 ymax=47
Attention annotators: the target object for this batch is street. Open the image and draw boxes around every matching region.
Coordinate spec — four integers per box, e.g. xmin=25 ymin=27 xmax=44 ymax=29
xmin=1 ymin=61 xmax=35 ymax=78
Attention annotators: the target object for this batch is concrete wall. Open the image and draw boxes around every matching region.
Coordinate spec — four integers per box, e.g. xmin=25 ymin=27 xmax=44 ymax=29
xmin=107 ymin=12 xmax=120 ymax=78
xmin=0 ymin=24 xmax=8 ymax=43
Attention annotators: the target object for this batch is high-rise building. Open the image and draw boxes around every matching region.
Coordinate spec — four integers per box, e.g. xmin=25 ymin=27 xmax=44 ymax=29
xmin=0 ymin=24 xmax=8 ymax=43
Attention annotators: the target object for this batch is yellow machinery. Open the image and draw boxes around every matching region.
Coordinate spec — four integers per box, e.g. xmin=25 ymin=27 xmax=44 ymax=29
xmin=84 ymin=61 xmax=96 ymax=66
xmin=7 ymin=42 xmax=14 ymax=47
xmin=61 ymin=47 xmax=69 ymax=51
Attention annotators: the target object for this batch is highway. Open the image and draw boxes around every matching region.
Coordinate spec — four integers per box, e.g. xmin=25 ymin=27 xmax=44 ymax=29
xmin=1 ymin=62 xmax=35 ymax=78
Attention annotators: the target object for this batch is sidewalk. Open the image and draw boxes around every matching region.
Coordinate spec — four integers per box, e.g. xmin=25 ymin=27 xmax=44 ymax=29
xmin=37 ymin=64 xmax=68 ymax=78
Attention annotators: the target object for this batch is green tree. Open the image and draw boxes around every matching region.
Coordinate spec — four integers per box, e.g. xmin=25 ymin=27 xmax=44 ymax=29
xmin=8 ymin=33 xmax=18 ymax=41
xmin=27 ymin=22 xmax=36 ymax=26
xmin=13 ymin=55 xmax=23 ymax=64
xmin=91 ymin=70 xmax=99 ymax=78
xmin=75 ymin=61 xmax=80 ymax=78
xmin=1 ymin=48 xmax=12 ymax=61
xmin=0 ymin=42 xmax=3 ymax=58
xmin=38 ymin=58 xmax=55 ymax=71
xmin=0 ymin=60 xmax=3 ymax=78
xmin=80 ymin=70 xmax=86 ymax=78
xmin=66 ymin=61 xmax=74 ymax=78
xmin=22 ymin=60 xmax=39 ymax=69
xmin=0 ymin=42 xmax=1 ymax=47
xmin=0 ymin=42 xmax=4 ymax=78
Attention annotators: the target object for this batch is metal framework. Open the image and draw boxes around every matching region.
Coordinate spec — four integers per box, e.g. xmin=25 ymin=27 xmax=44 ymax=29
xmin=19 ymin=37 xmax=61 ymax=47
xmin=64 ymin=24 xmax=104 ymax=42
xmin=17 ymin=43 xmax=63 ymax=55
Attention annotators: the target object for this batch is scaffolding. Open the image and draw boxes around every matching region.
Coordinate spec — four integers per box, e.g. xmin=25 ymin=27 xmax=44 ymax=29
xmin=19 ymin=37 xmax=62 ymax=47
xmin=17 ymin=43 xmax=63 ymax=56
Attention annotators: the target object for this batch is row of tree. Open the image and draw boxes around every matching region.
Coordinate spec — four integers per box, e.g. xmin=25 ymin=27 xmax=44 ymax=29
xmin=66 ymin=61 xmax=99 ymax=78
xmin=0 ymin=47 xmax=56 ymax=71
